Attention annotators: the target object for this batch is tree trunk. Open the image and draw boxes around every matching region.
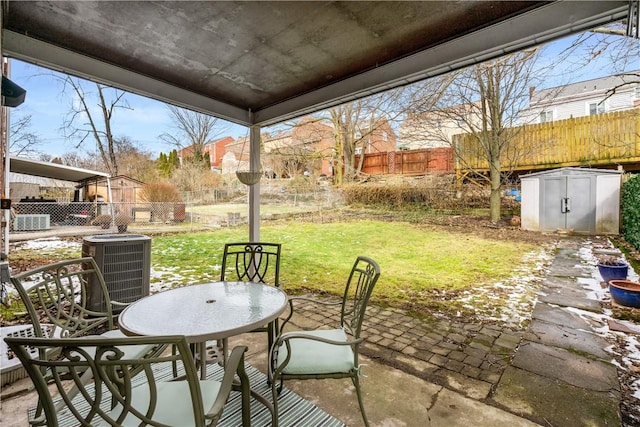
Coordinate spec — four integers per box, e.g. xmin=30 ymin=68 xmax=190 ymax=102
xmin=488 ymin=128 xmax=502 ymax=223
xmin=489 ymin=162 xmax=502 ymax=223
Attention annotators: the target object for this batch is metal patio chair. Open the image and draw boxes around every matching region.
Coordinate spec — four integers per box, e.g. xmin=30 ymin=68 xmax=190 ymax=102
xmin=220 ymin=242 xmax=282 ymax=287
xmin=4 ymin=335 xmax=252 ymax=427
xmin=10 ymin=258 xmax=164 ymax=400
xmin=10 ymin=257 xmax=157 ymax=349
xmin=269 ymin=256 xmax=380 ymax=427
xmin=205 ymin=242 xmax=282 ymax=365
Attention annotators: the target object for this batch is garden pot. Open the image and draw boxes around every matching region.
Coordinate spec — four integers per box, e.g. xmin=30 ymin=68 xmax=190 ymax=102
xmin=597 ymin=262 xmax=628 ymax=284
xmin=608 ymin=280 xmax=640 ymax=308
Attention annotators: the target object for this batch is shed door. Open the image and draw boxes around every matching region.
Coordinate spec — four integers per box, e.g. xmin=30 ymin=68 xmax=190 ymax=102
xmin=540 ymin=175 xmax=595 ymax=233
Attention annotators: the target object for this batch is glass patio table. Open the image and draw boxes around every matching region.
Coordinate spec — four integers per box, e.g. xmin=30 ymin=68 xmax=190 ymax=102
xmin=118 ymin=281 xmax=288 ymax=379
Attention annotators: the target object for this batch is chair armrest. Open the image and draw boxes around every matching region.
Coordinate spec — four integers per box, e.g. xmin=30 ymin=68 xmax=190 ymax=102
xmin=204 ymin=345 xmax=248 ymax=421
xmin=110 ymin=300 xmax=130 ymax=307
xmin=277 ymin=331 xmax=363 ymax=347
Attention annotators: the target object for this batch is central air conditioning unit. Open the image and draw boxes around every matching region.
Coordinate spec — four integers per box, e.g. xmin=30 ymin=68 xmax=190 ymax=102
xmin=82 ymin=234 xmax=151 ymax=313
xmin=13 ymin=214 xmax=50 ymax=231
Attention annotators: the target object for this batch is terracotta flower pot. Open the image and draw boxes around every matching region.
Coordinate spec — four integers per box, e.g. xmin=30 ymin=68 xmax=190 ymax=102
xmin=608 ymin=280 xmax=640 ymax=308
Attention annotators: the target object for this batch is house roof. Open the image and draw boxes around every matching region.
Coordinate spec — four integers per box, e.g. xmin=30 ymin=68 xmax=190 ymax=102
xmin=9 ymin=157 xmax=110 ymax=184
xmin=2 ymin=1 xmax=628 ymax=129
xmin=98 ymin=175 xmax=145 ymax=186
xmin=530 ymin=70 xmax=640 ymax=104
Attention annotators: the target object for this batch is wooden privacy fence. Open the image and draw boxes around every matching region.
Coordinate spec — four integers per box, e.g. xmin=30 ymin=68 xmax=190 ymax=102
xmin=356 ymin=147 xmax=453 ymax=176
xmin=355 ymin=109 xmax=639 ymax=178
xmin=453 ymin=108 xmax=640 ymax=173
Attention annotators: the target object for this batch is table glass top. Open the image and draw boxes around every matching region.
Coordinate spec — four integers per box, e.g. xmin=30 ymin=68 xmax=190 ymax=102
xmin=118 ymin=281 xmax=287 ymax=342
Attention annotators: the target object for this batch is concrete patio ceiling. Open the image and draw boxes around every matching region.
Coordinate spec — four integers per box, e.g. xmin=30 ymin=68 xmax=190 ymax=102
xmin=0 ymin=1 xmax=629 ymax=128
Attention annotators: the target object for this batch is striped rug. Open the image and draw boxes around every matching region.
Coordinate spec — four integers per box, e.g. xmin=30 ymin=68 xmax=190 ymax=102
xmin=29 ymin=362 xmax=346 ymax=426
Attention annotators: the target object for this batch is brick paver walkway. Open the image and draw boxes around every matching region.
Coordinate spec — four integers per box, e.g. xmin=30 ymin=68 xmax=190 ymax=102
xmin=288 ymin=299 xmax=524 ymax=399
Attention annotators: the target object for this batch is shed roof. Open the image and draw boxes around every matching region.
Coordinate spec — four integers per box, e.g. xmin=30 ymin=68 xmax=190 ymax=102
xmin=520 ymin=167 xmax=623 ymax=179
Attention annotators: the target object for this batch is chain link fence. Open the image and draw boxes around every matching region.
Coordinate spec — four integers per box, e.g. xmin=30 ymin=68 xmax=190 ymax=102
xmin=9 ymin=183 xmax=343 ymax=235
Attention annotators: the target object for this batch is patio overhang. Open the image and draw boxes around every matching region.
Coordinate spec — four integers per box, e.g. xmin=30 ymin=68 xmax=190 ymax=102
xmin=0 ymin=1 xmax=631 ymax=243
xmin=1 ymin=1 xmax=629 ymax=127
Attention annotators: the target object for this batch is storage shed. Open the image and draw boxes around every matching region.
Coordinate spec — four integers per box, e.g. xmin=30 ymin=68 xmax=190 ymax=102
xmin=520 ymin=167 xmax=622 ymax=234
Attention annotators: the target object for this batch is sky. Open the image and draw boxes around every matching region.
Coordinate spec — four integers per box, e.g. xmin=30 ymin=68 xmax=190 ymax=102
xmin=7 ymin=28 xmax=639 ymax=160
xmin=8 ymin=61 xmax=249 ymax=159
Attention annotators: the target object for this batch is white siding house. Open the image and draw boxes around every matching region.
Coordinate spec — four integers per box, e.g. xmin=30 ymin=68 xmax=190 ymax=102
xmin=399 ymin=103 xmax=482 ymax=150
xmin=519 ymin=72 xmax=640 ymax=125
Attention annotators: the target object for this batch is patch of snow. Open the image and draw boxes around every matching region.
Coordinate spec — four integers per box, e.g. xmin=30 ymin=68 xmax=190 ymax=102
xmin=573 ymin=239 xmax=640 ymax=407
xmin=12 ymin=237 xmax=81 ymax=252
xmin=458 ymin=242 xmax=556 ymax=328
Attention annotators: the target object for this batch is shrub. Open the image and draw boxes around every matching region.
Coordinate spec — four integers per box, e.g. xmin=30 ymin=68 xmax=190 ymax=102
xmin=91 ymin=214 xmax=112 ymax=229
xmin=622 ymin=173 xmax=640 ymax=251
xmin=139 ymin=181 xmax=183 ymax=202
xmin=114 ymin=214 xmax=133 ymax=226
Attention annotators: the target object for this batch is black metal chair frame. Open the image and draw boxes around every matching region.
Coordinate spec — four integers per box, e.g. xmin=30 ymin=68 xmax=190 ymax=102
xmin=219 ymin=242 xmax=282 ymax=353
xmin=268 ymin=255 xmax=380 ymax=427
xmin=4 ymin=335 xmax=251 ymax=427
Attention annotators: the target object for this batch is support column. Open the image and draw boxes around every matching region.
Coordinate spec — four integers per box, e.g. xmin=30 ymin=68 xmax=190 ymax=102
xmin=248 ymin=125 xmax=260 ymax=242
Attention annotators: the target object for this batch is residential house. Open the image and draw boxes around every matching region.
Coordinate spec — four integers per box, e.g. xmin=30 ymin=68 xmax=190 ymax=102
xmin=177 ymin=136 xmax=236 ymax=171
xmin=205 ymin=136 xmax=236 ymax=170
xmin=400 ymin=72 xmax=640 ymax=149
xmin=221 ymin=137 xmax=250 ymax=175
xmin=399 ymin=103 xmax=481 ymax=150
xmin=260 ymin=117 xmax=335 ymax=178
xmin=519 ymin=71 xmax=640 ymax=124
xmin=216 ymin=115 xmax=397 ymax=179
xmin=353 ymin=117 xmax=397 ymax=155
xmin=261 ymin=116 xmax=396 ymax=178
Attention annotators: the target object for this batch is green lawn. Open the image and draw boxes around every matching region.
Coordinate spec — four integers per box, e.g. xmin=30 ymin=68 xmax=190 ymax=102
xmin=150 ymin=220 xmax=538 ymax=310
xmin=5 ymin=219 xmax=540 ymax=319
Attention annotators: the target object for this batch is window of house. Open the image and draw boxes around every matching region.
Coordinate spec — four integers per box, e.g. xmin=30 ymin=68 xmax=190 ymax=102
xmin=635 ymin=85 xmax=640 ymax=99
xmin=539 ymin=110 xmax=553 ymax=123
xmin=381 ymin=131 xmax=388 ymax=142
xmin=588 ymin=101 xmax=606 ymax=115
xmin=355 ymin=147 xmax=363 ymax=155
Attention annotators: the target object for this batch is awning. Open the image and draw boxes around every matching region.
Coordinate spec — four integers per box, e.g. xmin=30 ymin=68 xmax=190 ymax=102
xmin=10 ymin=157 xmax=110 ymax=184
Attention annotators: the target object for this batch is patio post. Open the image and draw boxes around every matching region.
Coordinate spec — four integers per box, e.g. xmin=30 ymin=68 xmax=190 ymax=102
xmin=248 ymin=124 xmax=260 ymax=242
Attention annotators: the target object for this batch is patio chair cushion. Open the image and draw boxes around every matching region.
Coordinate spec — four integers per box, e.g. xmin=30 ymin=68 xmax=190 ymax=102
xmin=276 ymin=328 xmax=355 ymax=375
xmin=101 ymin=380 xmax=222 ymax=427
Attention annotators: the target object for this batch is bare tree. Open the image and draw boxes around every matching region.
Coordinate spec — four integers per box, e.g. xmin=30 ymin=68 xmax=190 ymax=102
xmin=159 ymin=105 xmax=228 ymax=166
xmin=8 ymin=114 xmax=42 ymax=156
xmin=325 ymin=76 xmax=454 ymax=184
xmin=328 ymin=95 xmax=393 ymax=183
xmin=60 ymin=77 xmax=132 ymax=175
xmin=262 ymin=117 xmax=333 ymax=179
xmin=425 ymin=49 xmax=543 ymax=223
xmin=264 ymin=144 xmax=319 ymax=178
xmin=171 ymin=161 xmax=222 ymax=192
xmin=113 ymin=137 xmax=158 ymax=182
xmin=557 ymin=20 xmax=640 ymax=97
